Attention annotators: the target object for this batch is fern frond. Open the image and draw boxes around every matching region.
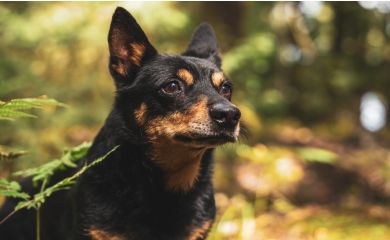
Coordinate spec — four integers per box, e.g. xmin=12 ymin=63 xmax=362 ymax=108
xmin=15 ymin=145 xmax=118 ymax=210
xmin=0 ymin=96 xmax=66 ymax=121
xmin=0 ymin=143 xmax=117 ymax=226
xmin=14 ymin=142 xmax=92 ymax=183
xmin=0 ymin=150 xmax=26 ymax=161
xmin=0 ymin=179 xmax=29 ymax=200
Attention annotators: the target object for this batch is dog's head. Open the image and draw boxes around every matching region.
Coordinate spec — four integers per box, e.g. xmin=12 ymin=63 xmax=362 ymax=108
xmin=108 ymin=7 xmax=240 ymax=148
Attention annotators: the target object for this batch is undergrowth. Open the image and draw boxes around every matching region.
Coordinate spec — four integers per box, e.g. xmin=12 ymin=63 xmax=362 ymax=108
xmin=0 ymin=96 xmax=118 ymax=240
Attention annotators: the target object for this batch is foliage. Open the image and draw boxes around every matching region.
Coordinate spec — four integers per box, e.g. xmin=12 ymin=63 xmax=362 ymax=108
xmin=0 ymin=96 xmax=65 ymax=121
xmin=0 ymin=96 xmax=65 ymax=162
xmin=295 ymin=147 xmax=338 ymax=163
xmin=0 ymin=179 xmax=29 ymax=200
xmin=14 ymin=141 xmax=91 ymax=183
xmin=0 ymin=150 xmax=26 ymax=162
xmin=0 ymin=94 xmax=116 ymax=240
xmin=12 ymin=144 xmax=117 ymax=211
xmin=0 ymin=142 xmax=118 ymax=240
xmin=209 ymin=196 xmax=390 ymax=240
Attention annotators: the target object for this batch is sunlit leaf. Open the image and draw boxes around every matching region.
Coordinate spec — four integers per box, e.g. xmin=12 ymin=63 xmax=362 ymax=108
xmin=0 ymin=179 xmax=29 ymax=200
xmin=296 ymin=147 xmax=338 ymax=163
xmin=0 ymin=96 xmax=66 ymax=121
xmin=14 ymin=145 xmax=118 ymax=211
xmin=0 ymin=150 xmax=26 ymax=161
xmin=14 ymin=142 xmax=92 ymax=183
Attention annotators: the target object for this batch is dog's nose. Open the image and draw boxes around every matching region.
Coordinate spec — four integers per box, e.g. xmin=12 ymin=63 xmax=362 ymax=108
xmin=209 ymin=103 xmax=241 ymax=128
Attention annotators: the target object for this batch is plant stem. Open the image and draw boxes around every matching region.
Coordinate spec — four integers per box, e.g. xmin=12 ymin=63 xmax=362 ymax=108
xmin=36 ymin=208 xmax=40 ymax=240
xmin=36 ymin=178 xmax=46 ymax=240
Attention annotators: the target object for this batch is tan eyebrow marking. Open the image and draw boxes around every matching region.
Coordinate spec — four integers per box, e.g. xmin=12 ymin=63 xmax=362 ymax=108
xmin=176 ymin=69 xmax=194 ymax=85
xmin=211 ymin=72 xmax=225 ymax=88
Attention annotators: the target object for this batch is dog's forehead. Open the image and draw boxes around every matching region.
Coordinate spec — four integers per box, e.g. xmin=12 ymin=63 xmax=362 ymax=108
xmin=138 ymin=54 xmax=223 ymax=87
xmin=181 ymin=56 xmax=219 ymax=70
xmin=150 ymin=55 xmax=220 ymax=75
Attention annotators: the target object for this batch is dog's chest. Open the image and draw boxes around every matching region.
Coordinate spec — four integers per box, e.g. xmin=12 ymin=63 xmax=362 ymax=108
xmin=87 ymin=216 xmax=213 ymax=240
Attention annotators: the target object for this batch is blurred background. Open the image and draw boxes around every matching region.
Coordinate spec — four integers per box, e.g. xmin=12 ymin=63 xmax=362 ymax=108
xmin=1 ymin=2 xmax=390 ymax=239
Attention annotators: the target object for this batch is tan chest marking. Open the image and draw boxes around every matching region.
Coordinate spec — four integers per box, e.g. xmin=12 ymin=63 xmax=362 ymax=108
xmin=88 ymin=228 xmax=125 ymax=240
xmin=151 ymin=137 xmax=206 ymax=191
xmin=145 ymin=98 xmax=209 ymax=191
xmin=211 ymin=72 xmax=225 ymax=88
xmin=177 ymin=68 xmax=194 ymax=86
xmin=187 ymin=220 xmax=213 ymax=240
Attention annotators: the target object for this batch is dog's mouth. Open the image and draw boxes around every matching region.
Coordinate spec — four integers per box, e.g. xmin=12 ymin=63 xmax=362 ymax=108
xmin=174 ymin=132 xmax=237 ymax=147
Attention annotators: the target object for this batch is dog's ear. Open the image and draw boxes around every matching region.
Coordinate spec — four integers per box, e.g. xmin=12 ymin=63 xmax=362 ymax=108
xmin=182 ymin=23 xmax=221 ymax=68
xmin=108 ymin=7 xmax=157 ymax=87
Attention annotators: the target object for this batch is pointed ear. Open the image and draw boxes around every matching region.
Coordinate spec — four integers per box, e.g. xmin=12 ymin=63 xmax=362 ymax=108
xmin=108 ymin=7 xmax=157 ymax=87
xmin=182 ymin=23 xmax=221 ymax=68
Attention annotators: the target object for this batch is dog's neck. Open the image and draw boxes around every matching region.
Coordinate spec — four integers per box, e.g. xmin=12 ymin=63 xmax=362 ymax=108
xmin=86 ymin=112 xmax=213 ymax=193
xmin=149 ymin=136 xmax=208 ymax=191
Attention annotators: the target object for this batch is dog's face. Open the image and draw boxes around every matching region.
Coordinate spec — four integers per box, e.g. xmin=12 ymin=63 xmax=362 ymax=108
xmin=108 ymin=7 xmax=240 ymax=148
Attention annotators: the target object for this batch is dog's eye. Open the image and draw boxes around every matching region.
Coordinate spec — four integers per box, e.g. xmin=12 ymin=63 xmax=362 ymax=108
xmin=162 ymin=81 xmax=181 ymax=94
xmin=220 ymin=83 xmax=232 ymax=98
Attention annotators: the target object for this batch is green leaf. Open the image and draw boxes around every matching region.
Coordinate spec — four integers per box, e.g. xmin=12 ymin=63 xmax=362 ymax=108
xmin=0 ymin=96 xmax=66 ymax=121
xmin=14 ymin=142 xmax=92 ymax=184
xmin=0 ymin=110 xmax=37 ymax=120
xmin=0 ymin=179 xmax=30 ymax=200
xmin=296 ymin=147 xmax=338 ymax=163
xmin=14 ymin=145 xmax=118 ymax=211
xmin=0 ymin=150 xmax=26 ymax=161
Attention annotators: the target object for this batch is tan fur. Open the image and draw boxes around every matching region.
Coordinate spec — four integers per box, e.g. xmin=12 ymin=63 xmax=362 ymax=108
xmin=211 ymin=72 xmax=224 ymax=88
xmin=145 ymin=98 xmax=210 ymax=191
xmin=109 ymin=29 xmax=130 ymax=59
xmin=130 ymin=43 xmax=145 ymax=66
xmin=88 ymin=228 xmax=125 ymax=240
xmin=109 ymin=29 xmax=145 ymax=75
xmin=152 ymin=137 xmax=206 ymax=191
xmin=146 ymin=98 xmax=209 ymax=139
xmin=111 ymin=63 xmax=127 ymax=76
xmin=177 ymin=69 xmax=194 ymax=86
xmin=187 ymin=221 xmax=213 ymax=240
xmin=134 ymin=103 xmax=147 ymax=124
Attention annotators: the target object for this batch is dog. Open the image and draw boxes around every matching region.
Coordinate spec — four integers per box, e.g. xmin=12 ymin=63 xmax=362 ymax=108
xmin=0 ymin=7 xmax=241 ymax=240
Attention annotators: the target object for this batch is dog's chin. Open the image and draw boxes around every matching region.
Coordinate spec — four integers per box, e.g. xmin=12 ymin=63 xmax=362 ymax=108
xmin=174 ymin=132 xmax=237 ymax=148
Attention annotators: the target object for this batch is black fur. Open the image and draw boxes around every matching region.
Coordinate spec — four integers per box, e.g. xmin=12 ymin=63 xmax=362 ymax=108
xmin=0 ymin=7 xmax=240 ymax=240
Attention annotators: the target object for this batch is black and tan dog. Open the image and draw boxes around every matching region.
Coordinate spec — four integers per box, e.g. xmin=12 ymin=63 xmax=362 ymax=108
xmin=0 ymin=7 xmax=240 ymax=240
